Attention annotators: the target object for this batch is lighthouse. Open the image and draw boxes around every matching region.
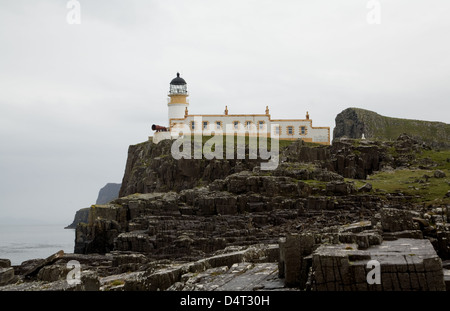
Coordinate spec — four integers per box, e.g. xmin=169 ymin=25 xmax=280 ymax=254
xmin=168 ymin=72 xmax=189 ymax=127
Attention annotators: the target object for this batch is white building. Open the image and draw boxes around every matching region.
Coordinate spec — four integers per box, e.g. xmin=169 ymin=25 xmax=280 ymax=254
xmin=152 ymin=73 xmax=330 ymax=145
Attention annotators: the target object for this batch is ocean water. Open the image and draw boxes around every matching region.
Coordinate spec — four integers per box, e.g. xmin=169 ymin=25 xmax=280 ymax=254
xmin=0 ymin=224 xmax=75 ymax=266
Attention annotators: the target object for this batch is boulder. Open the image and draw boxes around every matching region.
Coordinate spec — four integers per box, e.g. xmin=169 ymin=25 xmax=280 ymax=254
xmin=434 ymin=170 xmax=446 ymax=178
xmin=0 ymin=267 xmax=15 ymax=286
xmin=358 ymin=183 xmax=373 ymax=193
xmin=37 ymin=264 xmax=71 ymax=282
xmin=380 ymin=208 xmax=415 ymax=232
xmin=75 ymin=270 xmax=100 ymax=291
xmin=279 ymin=233 xmax=315 ymax=288
xmin=326 ymin=181 xmax=355 ymax=196
xmin=0 ymin=259 xmax=11 ymax=268
xmin=23 ymin=250 xmax=65 ymax=278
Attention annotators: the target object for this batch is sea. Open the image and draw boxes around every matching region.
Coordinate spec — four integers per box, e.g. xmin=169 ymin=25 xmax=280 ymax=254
xmin=0 ymin=224 xmax=75 ymax=266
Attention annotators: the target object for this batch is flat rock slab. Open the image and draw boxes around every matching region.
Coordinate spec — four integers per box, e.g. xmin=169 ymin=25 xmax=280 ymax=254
xmin=312 ymin=238 xmax=446 ymax=291
xmin=339 ymin=221 xmax=373 ymax=233
xmin=170 ymin=262 xmax=285 ymax=291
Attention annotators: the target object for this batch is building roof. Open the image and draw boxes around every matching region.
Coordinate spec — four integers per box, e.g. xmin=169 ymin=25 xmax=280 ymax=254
xmin=170 ymin=72 xmax=186 ymax=85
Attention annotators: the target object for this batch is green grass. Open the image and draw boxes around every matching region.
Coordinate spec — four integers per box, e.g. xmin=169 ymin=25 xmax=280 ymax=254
xmin=284 ymin=162 xmax=317 ymax=172
xmin=347 ymin=168 xmax=450 ymax=204
xmin=175 ymin=134 xmax=296 ymax=154
xmin=344 ymin=148 xmax=450 ymax=204
xmin=199 ymin=134 xmax=295 ymax=149
xmin=110 ymin=280 xmax=125 ymax=286
xmin=417 ymin=149 xmax=450 ymax=170
xmin=303 ymin=179 xmax=327 ymax=189
xmin=351 ymin=107 xmax=450 ymax=147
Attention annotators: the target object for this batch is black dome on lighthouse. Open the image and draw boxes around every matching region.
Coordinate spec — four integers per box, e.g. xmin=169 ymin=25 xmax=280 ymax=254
xmin=170 ymin=72 xmax=186 ymax=85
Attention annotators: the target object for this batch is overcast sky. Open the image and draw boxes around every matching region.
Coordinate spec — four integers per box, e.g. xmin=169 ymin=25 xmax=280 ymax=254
xmin=1 ymin=0 xmax=449 ymax=224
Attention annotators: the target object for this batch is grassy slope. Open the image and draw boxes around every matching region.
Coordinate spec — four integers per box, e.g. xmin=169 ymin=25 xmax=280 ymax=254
xmin=352 ymin=108 xmax=450 ymax=147
xmin=347 ymin=149 xmax=450 ymax=204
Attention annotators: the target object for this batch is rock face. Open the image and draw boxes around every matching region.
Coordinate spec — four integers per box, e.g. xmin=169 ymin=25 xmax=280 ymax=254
xmin=65 ymin=208 xmax=90 ymax=229
xmin=76 ymin=134 xmax=446 ymax=262
xmin=333 ymin=107 xmax=450 ymax=149
xmin=119 ymin=140 xmax=261 ymax=198
xmin=96 ymin=183 xmax=122 ymax=204
xmin=119 ymin=138 xmax=389 ymax=195
xmin=75 ymin=169 xmax=389 ymax=260
xmin=333 ymin=108 xmax=366 ymax=140
xmin=66 ymin=183 xmax=121 ymax=229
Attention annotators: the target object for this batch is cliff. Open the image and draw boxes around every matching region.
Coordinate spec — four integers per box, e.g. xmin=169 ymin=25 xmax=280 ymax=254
xmin=65 ymin=183 xmax=121 ymax=229
xmin=77 ymin=134 xmax=434 ymax=256
xmin=64 ymin=208 xmax=90 ymax=229
xmin=119 ymin=135 xmax=387 ymax=198
xmin=333 ymin=108 xmax=450 ymax=149
xmin=118 ymin=139 xmax=262 ymax=197
xmin=96 ymin=183 xmax=121 ymax=204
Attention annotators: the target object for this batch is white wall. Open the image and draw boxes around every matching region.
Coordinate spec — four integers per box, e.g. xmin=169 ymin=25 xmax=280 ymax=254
xmin=177 ymin=115 xmax=329 ymax=143
xmin=168 ymin=103 xmax=188 ymax=124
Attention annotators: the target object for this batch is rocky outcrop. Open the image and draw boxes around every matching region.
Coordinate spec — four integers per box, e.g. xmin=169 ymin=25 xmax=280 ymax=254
xmin=279 ymin=210 xmax=449 ymax=291
xmin=66 ymin=183 xmax=121 ymax=229
xmin=333 ymin=107 xmax=450 ymax=149
xmin=119 ymin=140 xmax=262 ymax=198
xmin=76 ymin=165 xmax=392 ymax=261
xmin=119 ymin=137 xmax=389 ymax=196
xmin=0 ymin=244 xmax=280 ymax=292
xmin=22 ymin=250 xmax=65 ymax=278
xmin=96 ymin=183 xmax=121 ymax=204
xmin=65 ymin=208 xmax=90 ymax=229
xmin=329 ymin=139 xmax=386 ymax=179
xmin=125 ymin=244 xmax=279 ymax=291
xmin=76 ymin=134 xmax=441 ymax=261
xmin=312 ymin=239 xmax=445 ymax=291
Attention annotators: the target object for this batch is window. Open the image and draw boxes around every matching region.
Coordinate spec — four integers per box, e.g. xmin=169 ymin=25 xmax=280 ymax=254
xmin=233 ymin=121 xmax=239 ymax=130
xmin=203 ymin=121 xmax=209 ymax=130
xmin=287 ymin=126 xmax=294 ymax=135
xmin=190 ymin=121 xmax=195 ymax=130
xmin=300 ymin=126 xmax=307 ymax=135
xmin=246 ymin=121 xmax=252 ymax=128
xmin=216 ymin=121 xmax=222 ymax=130
xmin=274 ymin=126 xmax=280 ymax=135
xmin=258 ymin=121 xmax=265 ymax=130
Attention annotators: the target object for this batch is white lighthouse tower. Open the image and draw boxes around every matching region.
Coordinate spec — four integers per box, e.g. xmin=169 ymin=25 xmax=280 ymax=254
xmin=168 ymin=72 xmax=188 ymax=126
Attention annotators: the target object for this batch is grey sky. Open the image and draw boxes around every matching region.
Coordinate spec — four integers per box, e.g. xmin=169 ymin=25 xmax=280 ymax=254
xmin=0 ymin=0 xmax=449 ymax=224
